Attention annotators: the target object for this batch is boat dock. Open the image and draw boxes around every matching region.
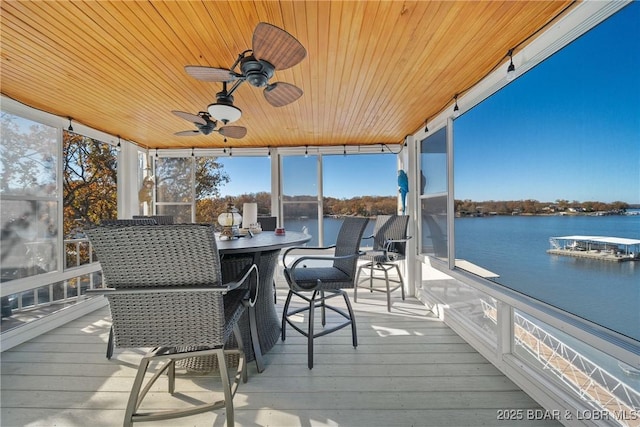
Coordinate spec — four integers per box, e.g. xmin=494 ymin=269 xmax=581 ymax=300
xmin=547 ymin=236 xmax=640 ymax=262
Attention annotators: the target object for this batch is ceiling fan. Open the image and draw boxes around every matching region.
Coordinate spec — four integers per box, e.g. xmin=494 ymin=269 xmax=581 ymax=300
xmin=185 ymin=22 xmax=307 ymax=123
xmin=172 ymin=110 xmax=247 ymax=140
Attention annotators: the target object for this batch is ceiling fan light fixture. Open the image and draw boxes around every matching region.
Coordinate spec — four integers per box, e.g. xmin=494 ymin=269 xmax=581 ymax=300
xmin=207 ymin=102 xmax=242 ymax=124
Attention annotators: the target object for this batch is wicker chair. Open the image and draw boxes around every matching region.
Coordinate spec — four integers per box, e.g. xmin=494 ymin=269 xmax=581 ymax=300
xmin=281 ymin=217 xmax=368 ymax=369
xmin=354 ymin=215 xmax=411 ymax=311
xmin=85 ymin=224 xmax=260 ymax=427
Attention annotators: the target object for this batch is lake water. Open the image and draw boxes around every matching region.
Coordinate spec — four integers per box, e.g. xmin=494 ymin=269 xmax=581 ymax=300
xmin=286 ymin=214 xmax=640 ymax=341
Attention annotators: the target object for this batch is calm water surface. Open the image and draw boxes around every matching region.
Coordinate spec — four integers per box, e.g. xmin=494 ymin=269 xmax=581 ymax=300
xmin=455 ymin=214 xmax=639 ymax=341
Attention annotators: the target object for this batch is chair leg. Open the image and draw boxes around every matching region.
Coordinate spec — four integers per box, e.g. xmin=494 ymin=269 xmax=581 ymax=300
xmin=308 ymin=291 xmax=316 ymax=369
xmin=273 ymin=279 xmax=277 ymax=304
xmin=319 ymin=290 xmax=326 ymax=327
xmin=342 ymin=291 xmax=358 ymax=348
xmin=369 ymin=263 xmax=374 ymax=292
xmin=247 ymin=304 xmax=265 ymax=373
xmin=216 ymin=347 xmax=235 ymax=427
xmin=394 ymin=264 xmax=406 ymax=300
xmin=106 ymin=326 xmax=114 ymax=359
xmin=383 ymin=266 xmax=391 ymax=312
xmin=232 ymin=324 xmax=248 ymax=384
xmin=168 ymin=360 xmax=176 ymax=394
xmin=354 ymin=266 xmax=361 ymax=302
xmin=124 ymin=356 xmax=151 ymax=427
xmin=281 ymin=290 xmax=293 ymax=341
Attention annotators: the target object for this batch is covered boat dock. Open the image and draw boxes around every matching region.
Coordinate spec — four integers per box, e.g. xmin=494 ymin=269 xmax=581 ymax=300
xmin=548 ymin=236 xmax=640 ymax=262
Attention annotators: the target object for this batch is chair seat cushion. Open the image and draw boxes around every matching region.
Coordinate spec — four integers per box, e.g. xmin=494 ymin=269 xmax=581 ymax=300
xmin=285 ymin=266 xmax=353 ymax=291
xmin=360 ymin=250 xmax=404 ymax=263
xmin=359 ymin=250 xmax=388 ymax=263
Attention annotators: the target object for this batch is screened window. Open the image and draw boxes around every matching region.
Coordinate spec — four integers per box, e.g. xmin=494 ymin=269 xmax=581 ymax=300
xmin=282 ymin=155 xmax=320 ymax=244
xmin=322 ymin=153 xmax=396 ymax=245
xmin=453 ymin=4 xmax=639 ymax=340
xmin=420 ymin=127 xmax=449 ymax=260
xmin=1 ymin=113 xmax=59 ymax=281
xmin=155 ymin=157 xmax=193 ymax=223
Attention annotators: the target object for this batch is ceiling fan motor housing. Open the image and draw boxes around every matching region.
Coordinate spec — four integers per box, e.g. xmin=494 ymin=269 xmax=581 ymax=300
xmin=195 ymin=121 xmax=215 ymax=135
xmin=241 ymin=56 xmax=275 ymax=87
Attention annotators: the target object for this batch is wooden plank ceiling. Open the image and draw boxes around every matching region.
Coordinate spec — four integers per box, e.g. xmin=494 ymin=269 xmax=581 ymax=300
xmin=1 ymin=1 xmax=574 ymax=150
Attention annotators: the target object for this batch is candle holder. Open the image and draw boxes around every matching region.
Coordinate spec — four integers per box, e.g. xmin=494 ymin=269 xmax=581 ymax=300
xmin=218 ymin=203 xmax=242 ymax=239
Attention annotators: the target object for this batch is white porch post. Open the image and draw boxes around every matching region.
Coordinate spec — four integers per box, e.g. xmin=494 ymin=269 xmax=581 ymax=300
xmin=117 ymin=141 xmax=141 ymax=219
xmin=402 ymin=135 xmax=417 ymax=297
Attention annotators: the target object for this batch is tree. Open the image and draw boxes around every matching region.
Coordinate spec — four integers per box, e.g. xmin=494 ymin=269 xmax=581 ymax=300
xmin=196 ymin=157 xmax=230 ymax=199
xmin=63 ymin=132 xmax=118 ymax=236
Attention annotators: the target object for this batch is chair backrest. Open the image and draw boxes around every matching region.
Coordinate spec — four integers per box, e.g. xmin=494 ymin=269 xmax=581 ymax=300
xmin=86 ymin=224 xmax=222 ymax=289
xmin=85 ymin=224 xmax=227 ymax=348
xmin=257 ymin=216 xmax=277 ymax=231
xmin=372 ymin=215 xmax=409 ymax=256
xmin=133 ymin=215 xmax=174 ymax=225
xmin=333 ymin=217 xmax=369 ymax=276
xmin=100 ymin=218 xmax=158 ymax=226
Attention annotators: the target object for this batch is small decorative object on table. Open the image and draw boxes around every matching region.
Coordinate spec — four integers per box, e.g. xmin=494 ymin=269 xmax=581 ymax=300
xmin=274 ymin=227 xmax=286 ymax=236
xmin=218 ymin=203 xmax=242 ymax=239
xmin=242 ymin=202 xmax=262 ymax=234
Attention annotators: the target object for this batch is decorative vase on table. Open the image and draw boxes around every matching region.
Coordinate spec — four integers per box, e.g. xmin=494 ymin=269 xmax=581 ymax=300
xmin=218 ymin=203 xmax=242 ymax=239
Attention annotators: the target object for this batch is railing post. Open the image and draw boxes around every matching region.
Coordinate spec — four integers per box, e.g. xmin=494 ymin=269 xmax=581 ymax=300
xmin=496 ymin=301 xmax=513 ymax=358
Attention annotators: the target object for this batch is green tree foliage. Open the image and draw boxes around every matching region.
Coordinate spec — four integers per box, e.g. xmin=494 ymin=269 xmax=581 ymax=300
xmin=63 ymin=132 xmax=118 ymax=235
xmin=196 ymin=157 xmax=230 ymax=199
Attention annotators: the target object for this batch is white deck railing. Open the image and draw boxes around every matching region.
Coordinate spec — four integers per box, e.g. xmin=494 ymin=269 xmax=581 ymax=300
xmin=481 ymin=299 xmax=640 ymax=424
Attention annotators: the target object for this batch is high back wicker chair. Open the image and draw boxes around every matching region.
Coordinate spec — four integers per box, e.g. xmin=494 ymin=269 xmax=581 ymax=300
xmin=354 ymin=215 xmax=411 ymax=311
xmin=85 ymin=224 xmax=259 ymax=427
xmin=281 ymin=217 xmax=368 ymax=369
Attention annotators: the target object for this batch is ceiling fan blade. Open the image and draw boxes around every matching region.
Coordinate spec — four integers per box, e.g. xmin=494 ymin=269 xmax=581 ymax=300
xmin=174 ymin=130 xmax=201 ymax=136
xmin=263 ymin=82 xmax=303 ymax=107
xmin=218 ymin=126 xmax=247 ymax=139
xmin=252 ymin=22 xmax=306 ymax=70
xmin=172 ymin=110 xmax=206 ymax=125
xmin=184 ymin=65 xmax=237 ymax=82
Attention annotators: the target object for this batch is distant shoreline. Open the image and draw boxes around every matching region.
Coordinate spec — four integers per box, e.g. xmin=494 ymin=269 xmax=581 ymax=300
xmin=456 ymin=211 xmax=638 ymax=218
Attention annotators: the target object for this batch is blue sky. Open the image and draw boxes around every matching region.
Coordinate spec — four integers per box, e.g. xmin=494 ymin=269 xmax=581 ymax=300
xmin=455 ymin=3 xmax=639 ymax=204
xmin=219 ymin=154 xmax=397 ymax=198
xmin=220 ymin=4 xmax=638 ymax=204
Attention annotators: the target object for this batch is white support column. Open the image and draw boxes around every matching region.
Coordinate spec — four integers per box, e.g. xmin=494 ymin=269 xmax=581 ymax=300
xmin=317 ymin=155 xmax=324 ymax=247
xmin=404 ymin=135 xmax=417 ymax=297
xmin=270 ymin=149 xmax=281 ymax=227
xmin=117 ymin=141 xmax=141 ymax=219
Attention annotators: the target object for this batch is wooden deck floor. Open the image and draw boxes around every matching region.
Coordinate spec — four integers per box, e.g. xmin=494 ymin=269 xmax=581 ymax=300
xmin=1 ymin=276 xmax=561 ymax=427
